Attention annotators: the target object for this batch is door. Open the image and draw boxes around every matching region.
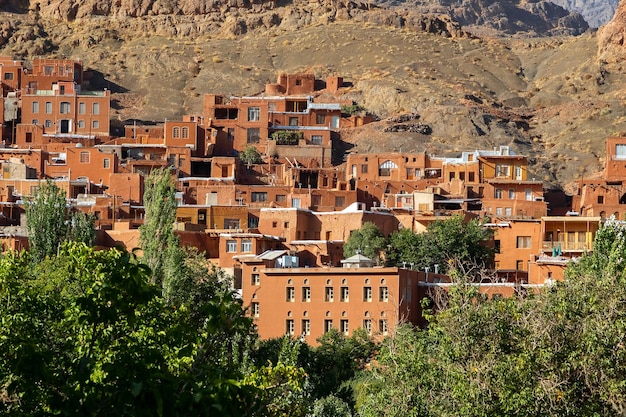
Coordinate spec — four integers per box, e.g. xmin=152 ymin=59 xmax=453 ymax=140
xmin=60 ymin=119 xmax=70 ymax=133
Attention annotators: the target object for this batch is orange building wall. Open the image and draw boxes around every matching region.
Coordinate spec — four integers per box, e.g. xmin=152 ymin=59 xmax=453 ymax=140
xmin=241 ymin=262 xmax=421 ymax=344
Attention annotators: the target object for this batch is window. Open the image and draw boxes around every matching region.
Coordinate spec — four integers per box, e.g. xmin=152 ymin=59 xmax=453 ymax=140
xmin=252 ymin=302 xmax=259 ymax=317
xmin=325 ymin=287 xmax=334 ymax=302
xmin=324 ymin=319 xmax=333 ymax=333
xmin=252 ymin=273 xmax=260 ymax=286
xmin=78 ymin=102 xmax=85 ymax=115
xmin=226 ymin=240 xmax=237 ymax=253
xmin=251 ymin=192 xmax=267 ymax=202
xmin=286 ymin=287 xmax=295 ymax=302
xmin=340 ymin=319 xmax=349 ymax=335
xmin=45 ymin=120 xmax=52 ymax=128
xmin=340 ymin=287 xmax=349 ymax=302
xmin=361 ymin=164 xmax=368 ymax=174
xmin=78 ymin=120 xmax=85 ymax=128
xmin=276 ymin=194 xmax=286 ymax=202
xmin=363 ymin=319 xmax=372 ymax=334
xmin=516 ymin=236 xmax=532 ymax=248
xmin=4 ymin=72 xmax=13 ymax=80
xmin=335 ymin=196 xmax=345 ymax=207
xmin=103 ymin=158 xmax=110 ymax=169
xmin=494 ymin=240 xmax=501 ymax=253
xmin=291 ymin=198 xmax=301 ymax=208
xmin=92 ymin=102 xmax=100 ymax=115
xmin=495 ymin=188 xmax=503 ymax=199
xmin=505 ymin=207 xmax=512 ymax=216
xmin=173 ymin=127 xmax=180 ymax=138
xmin=302 ymin=287 xmax=311 ymax=302
xmin=616 ymin=144 xmax=626 ymax=159
xmin=92 ymin=120 xmax=99 ymax=129
xmin=182 ymin=127 xmax=189 ymax=138
xmin=248 ymin=107 xmax=260 ymax=121
xmin=295 ymin=79 xmax=302 ymax=86
xmin=32 ymin=101 xmax=39 ymax=114
xmin=598 ymin=195 xmax=604 ymax=204
xmin=525 ymin=189 xmax=532 ymax=201
xmin=45 ymin=102 xmax=52 ymax=114
xmin=268 ymin=102 xmax=276 ymax=112
xmin=311 ymin=135 xmax=322 ymax=145
xmin=363 ymin=287 xmax=372 ymax=302
xmin=316 ymin=113 xmax=326 ymax=124
xmin=508 ymin=189 xmax=515 ymax=199
xmin=495 ymin=164 xmax=510 ymax=177
xmin=289 ymin=117 xmax=298 ymax=126
xmin=79 ymin=151 xmax=90 ymax=163
xmin=378 ymin=160 xmax=398 ymax=177
xmin=241 ymin=239 xmax=252 ymax=253
xmin=379 ymin=286 xmax=389 ymax=302
xmin=302 ymin=319 xmax=310 ymax=336
xmin=31 ymin=119 xmax=39 ymax=125
xmin=286 ymin=319 xmax=295 ymax=336
xmin=247 ymin=128 xmax=260 ymax=143
xmin=516 ymin=260 xmax=525 ymax=271
xmin=60 ymin=102 xmax=70 ymax=114
xmin=496 ymin=207 xmax=503 ymax=216
xmin=379 ymin=319 xmax=388 ymax=335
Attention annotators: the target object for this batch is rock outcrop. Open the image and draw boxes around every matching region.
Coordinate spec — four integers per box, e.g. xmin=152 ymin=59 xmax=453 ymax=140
xmin=374 ymin=0 xmax=589 ymax=36
xmin=598 ymin=0 xmax=626 ymax=65
xmin=549 ymin=0 xmax=618 ymax=28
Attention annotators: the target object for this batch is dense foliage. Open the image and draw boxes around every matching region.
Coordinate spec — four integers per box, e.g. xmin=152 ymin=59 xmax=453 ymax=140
xmin=354 ymin=218 xmax=626 ymax=416
xmin=240 ymin=145 xmax=263 ymax=165
xmin=343 ymin=222 xmax=387 ymax=262
xmin=25 ymin=181 xmax=96 ymax=261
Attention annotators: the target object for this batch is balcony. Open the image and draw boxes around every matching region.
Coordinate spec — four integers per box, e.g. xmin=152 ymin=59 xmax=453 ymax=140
xmin=542 ymin=241 xmax=589 ymax=253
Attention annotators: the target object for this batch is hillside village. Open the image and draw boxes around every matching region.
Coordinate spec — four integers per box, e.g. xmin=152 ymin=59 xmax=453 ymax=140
xmin=0 ymin=56 xmax=622 ymax=343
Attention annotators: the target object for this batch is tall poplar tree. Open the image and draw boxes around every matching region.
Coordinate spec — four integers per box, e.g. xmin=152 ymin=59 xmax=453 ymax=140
xmin=138 ymin=167 xmax=181 ymax=295
xmin=25 ymin=181 xmax=68 ymax=262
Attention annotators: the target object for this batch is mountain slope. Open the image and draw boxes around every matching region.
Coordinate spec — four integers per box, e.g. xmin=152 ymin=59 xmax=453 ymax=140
xmin=0 ymin=0 xmax=623 ymax=190
xmin=550 ymin=0 xmax=618 ymax=28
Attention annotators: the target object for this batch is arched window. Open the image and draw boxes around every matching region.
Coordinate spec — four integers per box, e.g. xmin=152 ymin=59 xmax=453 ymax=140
xmin=181 ymin=126 xmax=189 ymax=139
xmin=172 ymin=127 xmax=180 ymax=139
xmin=378 ymin=160 xmax=398 ymax=176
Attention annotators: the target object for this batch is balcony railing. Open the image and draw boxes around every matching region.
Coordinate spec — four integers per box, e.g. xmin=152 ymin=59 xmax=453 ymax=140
xmin=542 ymin=241 xmax=589 ymax=252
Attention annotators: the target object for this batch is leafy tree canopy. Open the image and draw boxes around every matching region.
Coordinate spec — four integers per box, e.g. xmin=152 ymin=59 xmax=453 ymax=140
xmin=387 ymin=216 xmax=493 ymax=274
xmin=343 ymin=222 xmax=387 ymax=262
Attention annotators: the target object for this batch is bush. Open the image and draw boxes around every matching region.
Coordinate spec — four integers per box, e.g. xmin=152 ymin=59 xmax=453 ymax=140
xmin=271 ymin=130 xmax=303 ymax=145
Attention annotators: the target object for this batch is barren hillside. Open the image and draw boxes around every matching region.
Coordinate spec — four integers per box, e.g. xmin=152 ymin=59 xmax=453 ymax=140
xmin=0 ymin=0 xmax=625 ymax=190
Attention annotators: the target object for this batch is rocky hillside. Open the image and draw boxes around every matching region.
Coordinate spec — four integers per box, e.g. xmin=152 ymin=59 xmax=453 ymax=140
xmin=0 ymin=0 xmax=624 ymax=191
xmin=550 ymin=0 xmax=618 ymax=28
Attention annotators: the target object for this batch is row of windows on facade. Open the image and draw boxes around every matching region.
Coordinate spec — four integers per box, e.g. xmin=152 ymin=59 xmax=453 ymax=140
xmin=494 ymin=188 xmax=534 ymax=200
xmin=250 ymin=275 xmax=390 ymax=303
xmin=32 ymin=101 xmax=100 ymax=115
xmin=279 ymin=317 xmax=388 ymax=336
xmin=250 ymin=191 xmax=345 ymax=207
xmin=30 ymin=119 xmax=100 ymax=129
xmin=226 ymin=239 xmax=252 ymax=253
xmin=246 ymin=106 xmax=330 ymax=125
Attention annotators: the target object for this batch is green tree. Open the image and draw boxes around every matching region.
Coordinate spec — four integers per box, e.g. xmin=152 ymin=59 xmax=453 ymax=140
xmin=343 ymin=222 xmax=387 ymax=263
xmin=0 ymin=243 xmax=311 ymax=416
xmin=25 ymin=180 xmax=68 ymax=262
xmin=138 ymin=167 xmax=182 ymax=296
xmin=69 ymin=210 xmax=96 ymax=246
xmin=387 ymin=216 xmax=493 ymax=274
xmin=240 ymin=145 xmax=262 ymax=165
xmin=312 ymin=395 xmax=352 ymax=417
